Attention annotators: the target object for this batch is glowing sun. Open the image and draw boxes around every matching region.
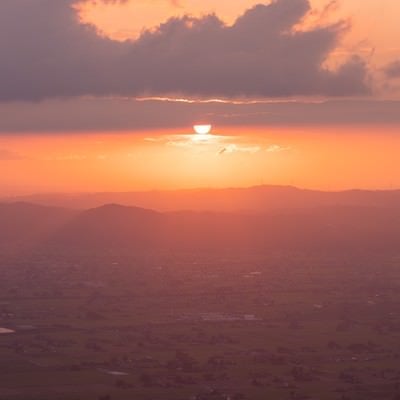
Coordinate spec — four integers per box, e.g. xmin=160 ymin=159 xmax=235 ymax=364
xmin=193 ymin=124 xmax=212 ymax=135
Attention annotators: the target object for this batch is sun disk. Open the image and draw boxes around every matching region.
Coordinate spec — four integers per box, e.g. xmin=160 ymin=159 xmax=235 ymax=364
xmin=193 ymin=124 xmax=212 ymax=135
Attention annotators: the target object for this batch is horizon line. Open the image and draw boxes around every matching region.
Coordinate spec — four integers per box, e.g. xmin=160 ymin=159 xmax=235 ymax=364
xmin=2 ymin=184 xmax=400 ymax=199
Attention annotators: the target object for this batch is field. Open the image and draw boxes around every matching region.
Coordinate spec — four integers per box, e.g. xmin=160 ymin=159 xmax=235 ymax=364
xmin=1 ymin=251 xmax=400 ymax=400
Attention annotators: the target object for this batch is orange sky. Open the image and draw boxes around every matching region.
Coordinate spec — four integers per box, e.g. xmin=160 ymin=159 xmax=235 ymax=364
xmin=0 ymin=1 xmax=399 ymax=195
xmin=1 ymin=126 xmax=400 ymax=195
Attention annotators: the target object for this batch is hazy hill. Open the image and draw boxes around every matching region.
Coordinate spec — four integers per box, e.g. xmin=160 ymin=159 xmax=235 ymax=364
xmin=4 ymin=186 xmax=400 ymax=213
xmin=52 ymin=204 xmax=165 ymax=249
xmin=1 ymin=201 xmax=400 ymax=254
xmin=27 ymin=206 xmax=400 ymax=253
xmin=0 ymin=202 xmax=76 ymax=250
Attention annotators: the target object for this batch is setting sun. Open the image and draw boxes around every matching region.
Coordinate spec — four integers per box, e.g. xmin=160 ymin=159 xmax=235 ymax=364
xmin=193 ymin=125 xmax=212 ymax=135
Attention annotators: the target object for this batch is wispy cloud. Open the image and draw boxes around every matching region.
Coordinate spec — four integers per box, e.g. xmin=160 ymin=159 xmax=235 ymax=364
xmin=266 ymin=144 xmax=291 ymax=153
xmin=146 ymin=133 xmax=230 ymax=148
xmin=44 ymin=154 xmax=88 ymax=161
xmin=0 ymin=148 xmax=25 ymax=161
xmin=144 ymin=133 xmax=292 ymax=158
xmin=218 ymin=144 xmax=261 ymax=155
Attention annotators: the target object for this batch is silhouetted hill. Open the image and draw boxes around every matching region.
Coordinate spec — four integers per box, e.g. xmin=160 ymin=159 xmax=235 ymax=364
xmin=4 ymin=186 xmax=400 ymax=213
xmin=51 ymin=204 xmax=164 ymax=249
xmin=51 ymin=205 xmax=400 ymax=254
xmin=0 ymin=202 xmax=76 ymax=250
xmin=2 ymin=201 xmax=400 ymax=255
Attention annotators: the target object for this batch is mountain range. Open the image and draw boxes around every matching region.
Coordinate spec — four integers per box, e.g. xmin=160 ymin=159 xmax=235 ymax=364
xmin=1 ymin=185 xmax=400 ymax=254
xmin=3 ymin=185 xmax=400 ymax=212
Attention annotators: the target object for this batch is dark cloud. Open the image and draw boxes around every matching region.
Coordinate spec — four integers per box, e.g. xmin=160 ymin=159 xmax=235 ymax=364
xmin=0 ymin=0 xmax=370 ymax=101
xmin=94 ymin=0 xmax=181 ymax=4
xmin=92 ymin=0 xmax=129 ymax=4
xmin=384 ymin=60 xmax=400 ymax=79
xmin=1 ymin=99 xmax=399 ymax=133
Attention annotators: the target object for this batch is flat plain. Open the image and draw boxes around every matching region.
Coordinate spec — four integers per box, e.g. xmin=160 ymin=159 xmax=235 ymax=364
xmin=1 ymin=251 xmax=400 ymax=400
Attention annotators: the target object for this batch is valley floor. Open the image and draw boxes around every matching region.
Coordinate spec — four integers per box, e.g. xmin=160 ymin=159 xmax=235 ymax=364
xmin=1 ymin=251 xmax=400 ymax=400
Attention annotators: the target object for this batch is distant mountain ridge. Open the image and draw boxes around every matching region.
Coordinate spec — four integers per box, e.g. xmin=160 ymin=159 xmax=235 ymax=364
xmin=1 ymin=200 xmax=400 ymax=254
xmin=3 ymin=185 xmax=400 ymax=213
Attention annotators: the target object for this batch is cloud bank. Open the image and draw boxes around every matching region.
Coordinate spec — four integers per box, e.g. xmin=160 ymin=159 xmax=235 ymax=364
xmin=0 ymin=0 xmax=370 ymax=101
xmin=1 ymin=98 xmax=400 ymax=133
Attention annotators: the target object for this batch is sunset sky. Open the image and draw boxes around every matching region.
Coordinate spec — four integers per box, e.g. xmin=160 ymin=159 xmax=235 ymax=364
xmin=1 ymin=0 xmax=399 ymax=195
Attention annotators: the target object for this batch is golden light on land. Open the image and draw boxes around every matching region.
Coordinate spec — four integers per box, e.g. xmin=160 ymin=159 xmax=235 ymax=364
xmin=194 ymin=125 xmax=212 ymax=135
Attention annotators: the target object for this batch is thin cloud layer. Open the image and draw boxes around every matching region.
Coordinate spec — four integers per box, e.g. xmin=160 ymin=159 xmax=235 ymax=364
xmin=2 ymin=98 xmax=400 ymax=134
xmin=218 ymin=144 xmax=262 ymax=155
xmin=0 ymin=0 xmax=370 ymax=101
xmin=0 ymin=149 xmax=25 ymax=160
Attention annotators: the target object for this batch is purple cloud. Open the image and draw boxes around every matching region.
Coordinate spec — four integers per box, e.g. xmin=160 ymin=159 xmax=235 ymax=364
xmin=0 ymin=0 xmax=370 ymax=101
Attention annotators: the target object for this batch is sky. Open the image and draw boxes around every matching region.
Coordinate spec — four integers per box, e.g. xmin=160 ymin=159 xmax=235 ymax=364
xmin=0 ymin=0 xmax=399 ymax=194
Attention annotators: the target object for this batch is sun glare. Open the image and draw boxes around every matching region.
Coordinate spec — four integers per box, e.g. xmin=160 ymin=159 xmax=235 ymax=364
xmin=194 ymin=125 xmax=212 ymax=135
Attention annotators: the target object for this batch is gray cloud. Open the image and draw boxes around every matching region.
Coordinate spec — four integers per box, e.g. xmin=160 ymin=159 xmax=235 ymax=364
xmin=1 ymin=98 xmax=399 ymax=133
xmin=384 ymin=60 xmax=400 ymax=79
xmin=91 ymin=0 xmax=180 ymax=4
xmin=0 ymin=0 xmax=370 ymax=101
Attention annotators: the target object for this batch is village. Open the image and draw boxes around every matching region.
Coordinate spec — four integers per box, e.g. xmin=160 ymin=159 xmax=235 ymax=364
xmin=1 ymin=251 xmax=400 ymax=400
